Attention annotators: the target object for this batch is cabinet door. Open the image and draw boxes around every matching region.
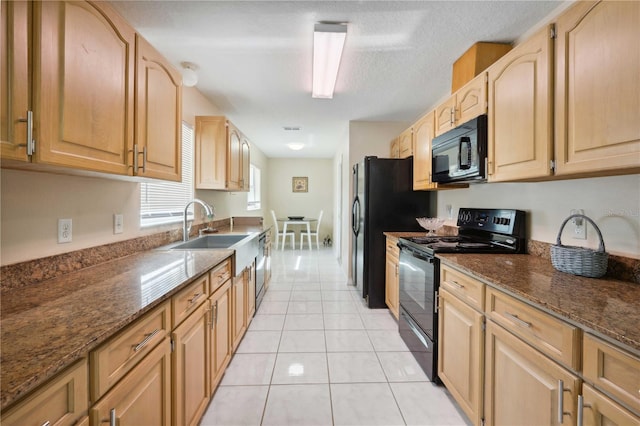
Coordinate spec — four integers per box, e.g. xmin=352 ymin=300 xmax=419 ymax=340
xmin=435 ymin=96 xmax=456 ymax=136
xmin=231 ymin=273 xmax=246 ymax=350
xmin=554 ymin=1 xmax=640 ymax=176
xmin=438 ymin=289 xmax=484 ymax=426
xmin=227 ymin=122 xmax=242 ymax=190
xmin=456 ymin=73 xmax=487 ymax=125
xmin=580 ymin=384 xmax=640 ymax=426
xmin=91 ymin=338 xmax=171 ymax=426
xmin=135 ymin=34 xmax=181 ymax=181
xmin=412 ymin=111 xmax=434 ymax=190
xmin=195 ymin=116 xmax=227 ymax=189
xmin=487 ymin=25 xmax=553 ymax=182
xmin=209 ymin=281 xmax=231 ymax=393
xmin=390 ymin=137 xmax=399 ymax=158
xmin=2 ymin=359 xmax=88 ymax=426
xmin=35 ymin=1 xmax=134 ymax=174
xmin=172 ymin=302 xmax=210 ymax=426
xmin=384 ymin=240 xmax=399 ymax=319
xmin=1 ymin=0 xmax=30 ymax=162
xmin=484 ymin=321 xmax=579 ymax=426
xmin=398 ymin=128 xmax=413 ymax=158
xmin=241 ymin=137 xmax=251 ymax=191
xmin=246 ymin=263 xmax=256 ymax=322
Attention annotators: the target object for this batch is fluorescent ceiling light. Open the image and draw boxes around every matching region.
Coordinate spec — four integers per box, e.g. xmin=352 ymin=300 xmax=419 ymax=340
xmin=312 ymin=23 xmax=347 ymax=99
xmin=287 ymin=143 xmax=305 ymax=151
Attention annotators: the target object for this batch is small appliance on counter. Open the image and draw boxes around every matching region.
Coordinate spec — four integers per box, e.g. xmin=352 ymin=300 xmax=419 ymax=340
xmin=396 ymin=208 xmax=526 ymax=381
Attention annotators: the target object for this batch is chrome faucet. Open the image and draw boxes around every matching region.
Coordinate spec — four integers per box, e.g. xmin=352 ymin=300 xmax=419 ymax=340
xmin=183 ymin=199 xmax=215 ymax=241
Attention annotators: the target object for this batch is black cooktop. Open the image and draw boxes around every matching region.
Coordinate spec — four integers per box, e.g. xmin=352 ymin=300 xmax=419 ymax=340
xmin=400 ymin=208 xmax=526 ymax=255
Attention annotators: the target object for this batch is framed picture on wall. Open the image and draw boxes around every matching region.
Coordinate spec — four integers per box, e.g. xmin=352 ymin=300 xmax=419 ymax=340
xmin=292 ymin=177 xmax=308 ymax=193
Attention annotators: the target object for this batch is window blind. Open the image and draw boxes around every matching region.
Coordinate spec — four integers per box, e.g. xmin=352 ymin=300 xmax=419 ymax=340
xmin=140 ymin=122 xmax=194 ymax=226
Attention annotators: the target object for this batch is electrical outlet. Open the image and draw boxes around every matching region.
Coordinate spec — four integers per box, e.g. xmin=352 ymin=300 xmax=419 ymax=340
xmin=114 ymin=214 xmax=124 ymax=234
xmin=446 ymin=204 xmax=453 ymax=220
xmin=58 ymin=218 xmax=72 ymax=243
xmin=570 ymin=209 xmax=587 ymax=240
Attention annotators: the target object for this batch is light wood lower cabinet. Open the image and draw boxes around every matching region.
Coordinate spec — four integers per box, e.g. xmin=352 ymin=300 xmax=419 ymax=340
xmin=384 ymin=236 xmax=399 ymax=319
xmin=209 ymin=280 xmax=232 ymax=393
xmin=231 ymin=272 xmax=247 ymax=351
xmin=579 ymin=384 xmax=640 ymax=426
xmin=438 ymin=288 xmax=484 ymax=426
xmin=484 ymin=320 xmax=579 ymax=426
xmin=172 ymin=301 xmax=210 ymax=426
xmin=90 ymin=338 xmax=171 ymax=426
xmin=1 ymin=359 xmax=88 ymax=426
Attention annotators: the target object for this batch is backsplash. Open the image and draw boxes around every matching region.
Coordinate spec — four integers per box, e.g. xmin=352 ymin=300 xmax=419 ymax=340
xmin=0 ymin=218 xmax=230 ymax=292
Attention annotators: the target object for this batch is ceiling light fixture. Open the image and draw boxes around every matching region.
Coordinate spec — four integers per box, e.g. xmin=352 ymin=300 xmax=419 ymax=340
xmin=180 ymin=61 xmax=199 ymax=87
xmin=312 ymin=23 xmax=348 ymax=99
xmin=287 ymin=143 xmax=305 ymax=151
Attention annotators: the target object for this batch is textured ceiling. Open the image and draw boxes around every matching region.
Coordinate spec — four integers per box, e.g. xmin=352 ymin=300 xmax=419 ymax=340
xmin=110 ymin=1 xmax=565 ymax=158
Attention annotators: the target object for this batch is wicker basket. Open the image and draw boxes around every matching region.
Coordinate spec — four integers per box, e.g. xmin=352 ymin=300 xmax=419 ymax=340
xmin=550 ymin=214 xmax=608 ymax=278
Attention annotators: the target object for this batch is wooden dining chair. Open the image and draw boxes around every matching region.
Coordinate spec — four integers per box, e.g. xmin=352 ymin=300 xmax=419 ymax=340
xmin=300 ymin=210 xmax=323 ymax=250
xmin=270 ymin=210 xmax=295 ymax=249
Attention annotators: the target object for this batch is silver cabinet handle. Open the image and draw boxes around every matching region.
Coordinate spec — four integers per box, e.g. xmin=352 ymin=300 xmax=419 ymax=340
xmin=449 ymin=280 xmax=464 ymax=289
xmin=132 ymin=143 xmax=138 ymax=171
xmin=557 ymin=379 xmax=570 ymax=423
xmin=578 ymin=395 xmax=587 ymax=426
xmin=141 ymin=146 xmax=147 ymax=173
xmin=133 ymin=329 xmax=161 ymax=352
xmin=504 ymin=311 xmax=532 ymax=328
xmin=110 ymin=408 xmax=116 ymax=426
xmin=41 ymin=421 xmax=50 ymax=426
xmin=434 ymin=290 xmax=439 ymax=314
xmin=188 ymin=292 xmax=203 ymax=307
xmin=17 ymin=110 xmax=34 ymax=155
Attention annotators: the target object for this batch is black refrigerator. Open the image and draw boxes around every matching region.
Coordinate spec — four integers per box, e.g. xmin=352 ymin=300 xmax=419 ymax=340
xmin=351 ymin=156 xmax=436 ymax=308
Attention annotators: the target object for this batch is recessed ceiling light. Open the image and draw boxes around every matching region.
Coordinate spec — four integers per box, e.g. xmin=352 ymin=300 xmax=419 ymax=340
xmin=287 ymin=143 xmax=305 ymax=151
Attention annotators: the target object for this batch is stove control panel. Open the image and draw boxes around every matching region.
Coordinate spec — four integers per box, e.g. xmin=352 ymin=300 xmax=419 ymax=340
xmin=457 ymin=208 xmax=526 ymax=237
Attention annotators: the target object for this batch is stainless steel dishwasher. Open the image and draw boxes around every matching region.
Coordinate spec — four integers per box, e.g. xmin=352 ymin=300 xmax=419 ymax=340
xmin=255 ymin=232 xmax=267 ymax=310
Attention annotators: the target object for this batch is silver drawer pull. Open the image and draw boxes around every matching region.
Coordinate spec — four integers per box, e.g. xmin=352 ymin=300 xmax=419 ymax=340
xmin=504 ymin=311 xmax=532 ymax=328
xmin=133 ymin=329 xmax=161 ymax=352
xmin=41 ymin=422 xmax=50 ymax=426
xmin=449 ymin=280 xmax=464 ymax=289
xmin=188 ymin=292 xmax=203 ymax=306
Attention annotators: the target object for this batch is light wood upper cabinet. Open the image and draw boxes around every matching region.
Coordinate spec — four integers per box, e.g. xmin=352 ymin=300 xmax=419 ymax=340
xmin=554 ymin=1 xmax=640 ymax=177
xmin=135 ymin=34 xmax=182 ymax=182
xmin=34 ymin=0 xmax=135 ymax=175
xmin=1 ymin=0 xmax=31 ymax=162
xmin=398 ymin=127 xmax=413 ymax=159
xmin=390 ymin=137 xmax=399 ymax=158
xmin=435 ymin=73 xmax=487 ymax=137
xmin=412 ymin=112 xmax=433 ymax=190
xmin=1 ymin=359 xmax=88 ymax=426
xmin=487 ymin=25 xmax=553 ymax=182
xmin=195 ymin=116 xmax=250 ymax=191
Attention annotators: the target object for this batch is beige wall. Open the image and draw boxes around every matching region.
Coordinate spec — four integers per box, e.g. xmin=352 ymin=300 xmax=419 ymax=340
xmin=0 ymin=87 xmax=269 ymax=266
xmin=267 ymin=158 xmax=334 ymax=245
xmin=436 ymin=174 xmax=640 ymax=258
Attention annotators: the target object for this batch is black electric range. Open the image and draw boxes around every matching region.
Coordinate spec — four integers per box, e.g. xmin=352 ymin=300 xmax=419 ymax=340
xmin=396 ymin=208 xmax=526 ymax=382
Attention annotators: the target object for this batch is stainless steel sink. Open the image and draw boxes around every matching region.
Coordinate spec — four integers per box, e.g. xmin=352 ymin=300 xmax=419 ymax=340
xmin=159 ymin=233 xmax=259 ymax=276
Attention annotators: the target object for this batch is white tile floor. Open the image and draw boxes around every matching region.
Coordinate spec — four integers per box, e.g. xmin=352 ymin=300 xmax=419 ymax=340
xmin=200 ymin=248 xmax=470 ymax=426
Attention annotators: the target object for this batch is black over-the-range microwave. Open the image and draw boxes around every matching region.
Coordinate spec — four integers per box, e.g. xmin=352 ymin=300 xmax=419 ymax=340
xmin=431 ymin=114 xmax=488 ymax=184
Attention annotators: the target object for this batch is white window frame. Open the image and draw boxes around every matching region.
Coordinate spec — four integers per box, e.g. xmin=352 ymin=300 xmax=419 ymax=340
xmin=247 ymin=164 xmax=261 ymax=211
xmin=140 ymin=121 xmax=194 ymax=227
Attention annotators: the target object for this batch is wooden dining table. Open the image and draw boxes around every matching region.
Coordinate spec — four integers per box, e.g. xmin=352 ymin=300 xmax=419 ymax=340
xmin=277 ymin=217 xmax=317 ymax=250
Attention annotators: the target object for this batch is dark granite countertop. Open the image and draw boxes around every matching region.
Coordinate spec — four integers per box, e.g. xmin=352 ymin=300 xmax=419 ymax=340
xmin=0 ymin=248 xmax=233 ymax=410
xmin=437 ymin=253 xmax=640 ymax=355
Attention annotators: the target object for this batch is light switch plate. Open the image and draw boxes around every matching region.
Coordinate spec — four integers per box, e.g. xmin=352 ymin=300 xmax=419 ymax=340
xmin=114 ymin=214 xmax=124 ymax=234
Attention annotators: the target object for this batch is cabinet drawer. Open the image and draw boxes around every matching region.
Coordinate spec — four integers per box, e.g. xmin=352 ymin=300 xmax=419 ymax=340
xmin=581 ymin=383 xmax=640 ymax=425
xmin=583 ymin=333 xmax=640 ymax=414
xmin=2 ymin=359 xmax=88 ymax=426
xmin=440 ymin=265 xmax=485 ymax=311
xmin=90 ymin=301 xmax=170 ymax=401
xmin=485 ymin=287 xmax=580 ymax=370
xmin=210 ymin=259 xmax=232 ymax=294
xmin=173 ymin=274 xmax=209 ymax=327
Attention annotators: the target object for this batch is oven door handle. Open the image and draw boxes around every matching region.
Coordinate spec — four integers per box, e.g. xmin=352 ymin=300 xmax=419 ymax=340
xmin=401 ymin=310 xmax=430 ymax=349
